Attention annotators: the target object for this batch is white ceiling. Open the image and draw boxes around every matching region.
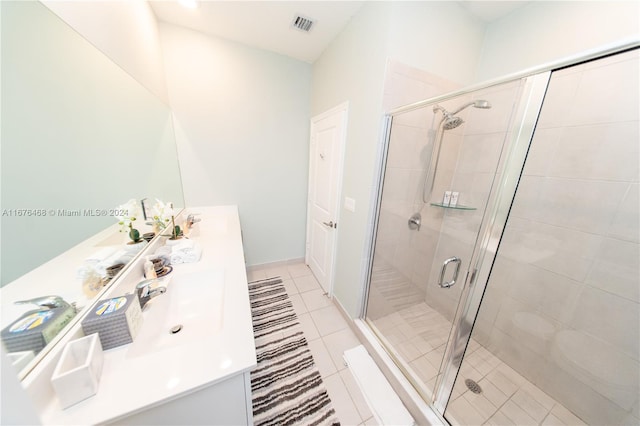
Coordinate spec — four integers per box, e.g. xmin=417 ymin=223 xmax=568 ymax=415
xmin=458 ymin=1 xmax=528 ymax=23
xmin=149 ymin=1 xmax=528 ymax=63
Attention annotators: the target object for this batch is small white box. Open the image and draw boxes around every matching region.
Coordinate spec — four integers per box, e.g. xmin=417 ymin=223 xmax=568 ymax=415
xmin=51 ymin=333 xmax=104 ymax=409
xmin=443 ymin=191 xmax=452 ymax=206
xmin=450 ymin=191 xmax=459 ymax=207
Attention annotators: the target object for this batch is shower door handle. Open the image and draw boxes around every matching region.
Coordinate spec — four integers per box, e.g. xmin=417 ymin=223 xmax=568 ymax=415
xmin=438 ymin=257 xmax=461 ymax=288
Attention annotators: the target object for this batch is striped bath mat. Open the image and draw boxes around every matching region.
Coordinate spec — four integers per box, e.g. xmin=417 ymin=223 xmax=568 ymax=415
xmin=249 ymin=277 xmax=340 ymax=426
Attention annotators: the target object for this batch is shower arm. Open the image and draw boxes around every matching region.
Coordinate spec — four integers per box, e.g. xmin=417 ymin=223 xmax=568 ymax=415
xmin=450 ymin=101 xmax=476 ymax=116
xmin=432 ymin=105 xmax=448 ymax=116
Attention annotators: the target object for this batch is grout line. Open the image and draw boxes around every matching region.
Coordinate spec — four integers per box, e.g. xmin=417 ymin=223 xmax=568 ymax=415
xmin=539 ymin=406 xmax=555 ymax=426
xmin=337 ymin=369 xmax=367 ymax=425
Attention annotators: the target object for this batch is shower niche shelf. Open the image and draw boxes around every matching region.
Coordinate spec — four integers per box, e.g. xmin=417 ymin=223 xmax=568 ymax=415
xmin=430 ymin=202 xmax=477 ymax=211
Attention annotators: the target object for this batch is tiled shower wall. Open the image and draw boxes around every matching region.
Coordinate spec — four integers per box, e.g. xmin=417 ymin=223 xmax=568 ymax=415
xmin=421 ymin=80 xmax=523 ymax=321
xmin=374 ymin=62 xmax=524 ymax=322
xmin=372 ymin=60 xmax=460 ymax=316
xmin=472 ymin=49 xmax=639 ymax=425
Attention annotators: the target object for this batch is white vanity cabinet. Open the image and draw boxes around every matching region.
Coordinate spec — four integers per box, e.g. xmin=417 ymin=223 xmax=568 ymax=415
xmin=27 ymin=206 xmax=256 ymax=425
xmin=112 ymin=373 xmax=252 ymax=425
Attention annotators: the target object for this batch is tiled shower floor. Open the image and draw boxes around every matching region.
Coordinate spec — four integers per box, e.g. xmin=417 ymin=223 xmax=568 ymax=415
xmin=370 ymin=301 xmax=587 ymax=425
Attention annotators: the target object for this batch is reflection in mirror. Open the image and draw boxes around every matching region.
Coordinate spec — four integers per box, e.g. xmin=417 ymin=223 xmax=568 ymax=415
xmin=0 ymin=1 xmax=184 ymax=378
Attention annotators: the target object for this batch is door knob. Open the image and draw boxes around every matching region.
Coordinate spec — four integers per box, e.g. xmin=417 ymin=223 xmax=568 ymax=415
xmin=322 ymin=221 xmax=336 ymax=229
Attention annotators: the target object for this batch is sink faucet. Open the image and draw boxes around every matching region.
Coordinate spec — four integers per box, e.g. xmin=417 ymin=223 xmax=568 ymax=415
xmin=135 ymin=279 xmax=167 ymax=310
xmin=186 ymin=213 xmax=201 ymax=228
xmin=15 ymin=295 xmax=75 ymax=312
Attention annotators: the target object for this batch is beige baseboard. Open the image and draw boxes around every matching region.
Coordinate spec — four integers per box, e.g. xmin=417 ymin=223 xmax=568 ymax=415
xmin=246 ymin=257 xmax=305 ymax=271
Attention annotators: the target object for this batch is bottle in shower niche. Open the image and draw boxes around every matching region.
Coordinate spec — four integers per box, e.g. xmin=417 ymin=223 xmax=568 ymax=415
xmin=450 ymin=191 xmax=459 ymax=207
xmin=443 ymin=191 xmax=452 ymax=206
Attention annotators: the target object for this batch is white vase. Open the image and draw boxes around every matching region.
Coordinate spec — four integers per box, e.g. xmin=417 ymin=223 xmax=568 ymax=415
xmin=123 ymin=240 xmax=147 ymax=253
xmin=164 ymin=236 xmax=185 ymax=247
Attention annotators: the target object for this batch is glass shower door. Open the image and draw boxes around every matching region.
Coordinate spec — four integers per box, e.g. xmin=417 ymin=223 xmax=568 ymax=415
xmin=364 ymin=72 xmax=551 ymax=419
xmin=445 ymin=48 xmax=640 ymax=426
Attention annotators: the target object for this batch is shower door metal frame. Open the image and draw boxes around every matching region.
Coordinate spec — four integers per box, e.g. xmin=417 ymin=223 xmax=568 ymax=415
xmin=360 ymin=71 xmax=551 ymax=422
xmin=359 ymin=115 xmax=393 ymax=319
xmin=432 ymin=71 xmax=551 ymax=414
xmin=360 ymin=72 xmax=551 ymax=420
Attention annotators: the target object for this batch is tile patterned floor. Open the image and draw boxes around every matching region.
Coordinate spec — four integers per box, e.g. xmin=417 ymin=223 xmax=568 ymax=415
xmin=369 ymin=301 xmax=587 ymax=426
xmin=248 ymin=260 xmax=377 ymax=426
xmin=250 ymin=259 xmax=588 ymax=426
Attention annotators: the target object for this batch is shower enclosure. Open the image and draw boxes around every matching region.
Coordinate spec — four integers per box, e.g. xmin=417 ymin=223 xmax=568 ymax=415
xmin=362 ymin=46 xmax=639 ymax=425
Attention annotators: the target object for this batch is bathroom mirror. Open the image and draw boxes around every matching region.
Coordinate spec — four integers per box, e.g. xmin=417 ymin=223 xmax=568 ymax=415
xmin=0 ymin=1 xmax=184 ymax=378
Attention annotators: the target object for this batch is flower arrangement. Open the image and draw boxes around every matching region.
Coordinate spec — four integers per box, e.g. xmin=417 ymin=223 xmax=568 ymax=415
xmin=151 ymin=199 xmax=173 ymax=231
xmin=115 ymin=199 xmax=142 ymax=244
xmin=151 ymin=199 xmax=181 ymax=240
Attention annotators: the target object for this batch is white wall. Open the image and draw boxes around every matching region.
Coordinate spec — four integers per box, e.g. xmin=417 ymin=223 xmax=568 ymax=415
xmin=159 ymin=23 xmax=312 ymax=266
xmin=312 ymin=1 xmax=486 ymax=317
xmin=41 ymin=0 xmax=169 ymax=104
xmin=475 ymin=1 xmax=640 ymax=81
xmin=387 ymin=2 xmax=486 ymax=86
xmin=312 ymin=2 xmax=393 ymax=317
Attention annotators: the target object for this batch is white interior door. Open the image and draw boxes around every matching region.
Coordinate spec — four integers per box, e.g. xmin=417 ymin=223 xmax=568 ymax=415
xmin=305 ymin=103 xmax=347 ymax=295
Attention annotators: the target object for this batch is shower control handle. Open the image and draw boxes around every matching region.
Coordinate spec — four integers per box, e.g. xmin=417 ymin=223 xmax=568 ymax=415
xmin=439 ymin=257 xmax=461 ymax=288
xmin=408 ymin=213 xmax=421 ymax=231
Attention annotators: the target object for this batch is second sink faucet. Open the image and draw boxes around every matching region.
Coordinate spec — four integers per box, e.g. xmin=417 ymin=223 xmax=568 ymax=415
xmin=15 ymin=295 xmax=75 ymax=312
xmin=186 ymin=213 xmax=201 ymax=228
xmin=135 ymin=280 xmax=167 ymax=310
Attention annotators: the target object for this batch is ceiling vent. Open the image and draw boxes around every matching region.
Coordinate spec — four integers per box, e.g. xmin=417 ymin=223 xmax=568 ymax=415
xmin=291 ymin=14 xmax=315 ymax=33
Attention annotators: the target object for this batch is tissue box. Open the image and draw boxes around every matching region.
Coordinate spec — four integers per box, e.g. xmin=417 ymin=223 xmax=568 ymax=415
xmin=81 ymin=294 xmax=142 ymax=350
xmin=1 ymin=306 xmax=76 ymax=354
xmin=51 ymin=333 xmax=103 ymax=409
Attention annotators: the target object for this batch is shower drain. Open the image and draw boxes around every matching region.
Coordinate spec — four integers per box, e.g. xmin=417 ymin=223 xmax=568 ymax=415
xmin=465 ymin=379 xmax=483 ymax=394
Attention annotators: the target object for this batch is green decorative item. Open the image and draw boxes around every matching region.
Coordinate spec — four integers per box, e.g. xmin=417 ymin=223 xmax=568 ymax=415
xmin=115 ymin=199 xmax=143 ymax=244
xmin=128 ymin=224 xmax=141 ymax=243
xmin=170 ymin=216 xmax=182 ymax=240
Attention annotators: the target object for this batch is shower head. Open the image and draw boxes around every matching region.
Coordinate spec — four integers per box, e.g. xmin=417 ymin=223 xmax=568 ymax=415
xmin=433 ymin=99 xmax=492 ymax=130
xmin=432 ymin=105 xmax=464 ymax=130
xmin=432 ymin=105 xmax=463 ymax=130
xmin=443 ymin=115 xmax=464 ymax=130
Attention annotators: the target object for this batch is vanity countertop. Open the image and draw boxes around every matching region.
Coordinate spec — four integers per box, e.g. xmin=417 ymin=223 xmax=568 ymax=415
xmin=0 ymin=222 xmax=134 ymax=329
xmin=38 ymin=205 xmax=256 ymax=425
